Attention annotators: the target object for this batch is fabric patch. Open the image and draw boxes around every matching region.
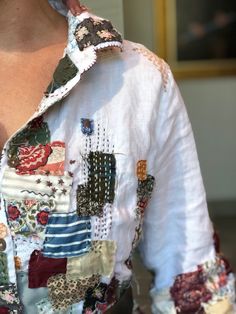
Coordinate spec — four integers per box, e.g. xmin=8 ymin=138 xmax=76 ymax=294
xmin=83 ymin=282 xmax=107 ymax=314
xmin=74 ymin=17 xmax=122 ymax=51
xmin=5 ymin=199 xmax=55 ymax=237
xmin=13 ymin=235 xmax=43 ymax=272
xmin=0 ymin=284 xmax=21 ymax=311
xmin=76 ymin=152 xmax=116 ymax=217
xmin=35 ymin=141 xmax=65 ymax=176
xmin=16 ymin=144 xmax=52 ymax=175
xmin=81 ymin=118 xmax=94 ymax=136
xmin=7 ymin=116 xmax=50 ymax=169
xmin=0 ymin=241 xmax=6 ymax=252
xmin=47 ymin=273 xmax=100 ymax=311
xmin=132 ymin=175 xmax=155 ymax=249
xmin=67 ymin=240 xmax=116 ymax=279
xmin=203 ymin=297 xmax=234 ymax=314
xmin=82 ymin=277 xmax=131 ymax=313
xmin=28 ymin=250 xmax=67 ymax=288
xmin=0 ymin=225 xmax=8 ymax=239
xmin=170 ymin=255 xmax=234 ymax=313
xmin=36 ymin=298 xmax=82 ymax=314
xmin=2 ymin=168 xmax=72 ymax=212
xmin=136 ymin=160 xmax=147 ymax=181
xmin=43 ymin=211 xmax=91 ymax=258
xmin=136 ymin=174 xmax=155 ymax=218
xmin=45 ymin=54 xmax=78 ymax=95
xmin=0 ymin=254 xmax=9 ymax=285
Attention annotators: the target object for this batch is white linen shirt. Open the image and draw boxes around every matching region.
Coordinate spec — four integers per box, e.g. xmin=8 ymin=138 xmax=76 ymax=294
xmin=0 ymin=1 xmax=235 ymax=314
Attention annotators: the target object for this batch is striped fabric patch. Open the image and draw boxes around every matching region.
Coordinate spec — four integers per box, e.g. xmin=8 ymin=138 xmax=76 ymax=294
xmin=43 ymin=212 xmax=91 ymax=258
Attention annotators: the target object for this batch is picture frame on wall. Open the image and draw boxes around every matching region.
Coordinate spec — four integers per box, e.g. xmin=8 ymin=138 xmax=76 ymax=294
xmin=155 ymin=0 xmax=236 ymax=79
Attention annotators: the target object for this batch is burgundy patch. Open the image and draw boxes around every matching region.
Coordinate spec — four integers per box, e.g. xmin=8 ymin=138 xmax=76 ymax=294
xmin=28 ymin=250 xmax=67 ymax=288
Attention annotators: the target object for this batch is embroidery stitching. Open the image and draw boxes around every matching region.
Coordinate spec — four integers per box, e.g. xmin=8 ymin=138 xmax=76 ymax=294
xmin=76 ymin=151 xmax=116 ymax=217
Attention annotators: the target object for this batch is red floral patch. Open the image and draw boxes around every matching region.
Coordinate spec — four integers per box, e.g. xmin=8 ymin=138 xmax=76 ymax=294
xmin=8 ymin=205 xmax=20 ymax=220
xmin=16 ymin=144 xmax=52 ymax=175
xmin=36 ymin=211 xmax=49 ymax=226
xmin=170 ymin=268 xmax=212 ymax=313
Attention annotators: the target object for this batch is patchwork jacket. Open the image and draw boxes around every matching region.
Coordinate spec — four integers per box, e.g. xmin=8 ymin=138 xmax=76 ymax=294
xmin=0 ymin=1 xmax=235 ymax=313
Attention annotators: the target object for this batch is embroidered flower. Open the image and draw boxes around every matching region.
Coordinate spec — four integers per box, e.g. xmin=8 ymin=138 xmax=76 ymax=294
xmin=36 ymin=211 xmax=49 ymax=226
xmin=75 ymin=26 xmax=89 ymax=41
xmin=24 ymin=200 xmax=37 ymax=208
xmin=7 ymin=205 xmax=20 ymax=221
xmin=0 ymin=223 xmax=8 ymax=239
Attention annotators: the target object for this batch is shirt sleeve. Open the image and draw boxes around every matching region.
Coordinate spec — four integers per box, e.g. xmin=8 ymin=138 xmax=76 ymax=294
xmin=138 ymin=67 xmax=236 ymax=313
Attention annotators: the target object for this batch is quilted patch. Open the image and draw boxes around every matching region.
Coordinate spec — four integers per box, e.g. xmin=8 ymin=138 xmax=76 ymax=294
xmin=136 ymin=160 xmax=147 ymax=181
xmin=7 ymin=116 xmax=50 ymax=169
xmin=5 ymin=199 xmax=55 ymax=237
xmin=132 ymin=174 xmax=155 ymax=249
xmin=28 ymin=250 xmax=67 ymax=288
xmin=74 ymin=17 xmax=122 ymax=51
xmin=66 ymin=240 xmax=116 ymax=279
xmin=0 ymin=254 xmax=8 ymax=285
xmin=15 ymin=141 xmax=65 ymax=176
xmin=170 ymin=256 xmax=235 ymax=313
xmin=43 ymin=211 xmax=91 ymax=258
xmin=47 ymin=273 xmax=100 ymax=311
xmin=77 ymin=152 xmax=116 ymax=217
xmin=45 ymin=54 xmax=78 ymax=95
xmin=0 ymin=284 xmax=21 ymax=311
xmin=2 ymin=168 xmax=72 ymax=213
xmin=81 ymin=118 xmax=94 ymax=136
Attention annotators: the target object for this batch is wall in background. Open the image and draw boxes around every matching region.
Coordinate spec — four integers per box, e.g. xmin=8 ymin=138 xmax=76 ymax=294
xmin=123 ymin=0 xmax=236 ymax=201
xmin=83 ymin=0 xmax=124 ymax=34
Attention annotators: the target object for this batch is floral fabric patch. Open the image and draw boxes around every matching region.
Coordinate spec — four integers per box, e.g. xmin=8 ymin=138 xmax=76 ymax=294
xmin=5 ymin=199 xmax=55 ymax=237
xmin=43 ymin=211 xmax=91 ymax=258
xmin=7 ymin=116 xmax=50 ymax=169
xmin=170 ymin=255 xmax=235 ymax=313
xmin=0 ymin=284 xmax=21 ymax=312
xmin=66 ymin=240 xmax=116 ymax=279
xmin=83 ymin=282 xmax=107 ymax=314
xmin=132 ymin=174 xmax=155 ymax=249
xmin=0 ymin=254 xmax=9 ymax=285
xmin=15 ymin=141 xmax=65 ymax=176
xmin=76 ymin=152 xmax=116 ymax=217
xmin=2 ymin=168 xmax=72 ymax=213
xmin=45 ymin=54 xmax=78 ymax=96
xmin=74 ymin=17 xmax=122 ymax=51
xmin=47 ymin=273 xmax=100 ymax=311
xmin=28 ymin=250 xmax=67 ymax=288
xmin=81 ymin=118 xmax=94 ymax=136
xmin=82 ymin=277 xmax=131 ymax=313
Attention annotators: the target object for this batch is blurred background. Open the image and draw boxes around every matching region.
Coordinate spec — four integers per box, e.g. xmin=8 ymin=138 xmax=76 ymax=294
xmin=82 ymin=0 xmax=236 ymax=312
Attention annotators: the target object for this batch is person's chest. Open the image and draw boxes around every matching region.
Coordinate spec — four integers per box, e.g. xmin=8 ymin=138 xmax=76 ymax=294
xmin=0 ymin=46 xmax=65 ymax=150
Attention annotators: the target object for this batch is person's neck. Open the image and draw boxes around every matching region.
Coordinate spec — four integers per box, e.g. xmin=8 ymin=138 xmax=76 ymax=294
xmin=0 ymin=0 xmax=68 ymax=52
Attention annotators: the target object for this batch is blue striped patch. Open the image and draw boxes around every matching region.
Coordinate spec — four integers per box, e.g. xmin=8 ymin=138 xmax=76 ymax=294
xmin=43 ymin=211 xmax=91 ymax=258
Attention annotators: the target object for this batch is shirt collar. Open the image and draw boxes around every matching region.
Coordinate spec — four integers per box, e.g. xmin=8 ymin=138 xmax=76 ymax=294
xmin=37 ymin=10 xmax=123 ymax=114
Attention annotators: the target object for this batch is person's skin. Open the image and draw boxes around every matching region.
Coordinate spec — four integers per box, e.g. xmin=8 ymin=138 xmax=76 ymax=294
xmin=0 ymin=0 xmax=84 ymax=150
